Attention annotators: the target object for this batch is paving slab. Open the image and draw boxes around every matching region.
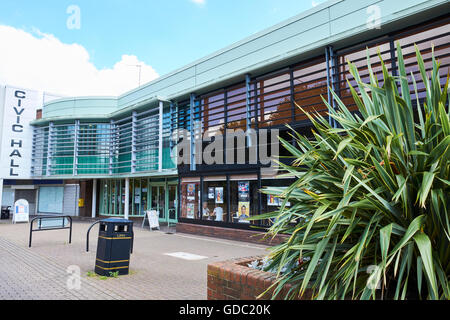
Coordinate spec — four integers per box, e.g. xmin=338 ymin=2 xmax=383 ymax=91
xmin=0 ymin=219 xmax=268 ymax=300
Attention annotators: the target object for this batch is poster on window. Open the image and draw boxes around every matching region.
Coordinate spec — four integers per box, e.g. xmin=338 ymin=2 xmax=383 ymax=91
xmin=267 ymin=194 xmax=291 ymax=207
xmin=238 ymin=201 xmax=250 ymax=222
xmin=134 ymin=188 xmax=141 ymax=204
xmin=238 ymin=181 xmax=250 ymax=202
xmin=187 ymin=184 xmax=196 ymax=201
xmin=208 ymin=187 xmax=215 ymax=200
xmin=186 ymin=203 xmax=195 ymax=219
xmin=215 ymin=187 xmax=224 ymax=204
xmin=267 ymin=194 xmax=280 ymax=206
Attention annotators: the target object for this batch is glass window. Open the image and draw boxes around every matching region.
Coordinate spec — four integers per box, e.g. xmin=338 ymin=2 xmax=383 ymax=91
xmin=229 ymin=176 xmax=258 ymax=225
xmin=180 ymin=179 xmax=200 ymax=220
xmin=38 ymin=187 xmax=64 ymax=214
xmin=260 ymin=178 xmax=295 ymax=226
xmin=202 ymin=177 xmax=227 ymax=222
xmin=141 ymin=179 xmax=148 ymax=214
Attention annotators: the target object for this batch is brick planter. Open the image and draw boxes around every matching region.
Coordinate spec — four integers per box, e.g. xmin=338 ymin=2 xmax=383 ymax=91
xmin=177 ymin=223 xmax=288 ymax=245
xmin=207 ymin=256 xmax=311 ymax=300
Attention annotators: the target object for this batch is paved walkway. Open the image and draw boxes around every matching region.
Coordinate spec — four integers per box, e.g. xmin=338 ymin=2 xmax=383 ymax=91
xmin=0 ymin=220 xmax=268 ymax=300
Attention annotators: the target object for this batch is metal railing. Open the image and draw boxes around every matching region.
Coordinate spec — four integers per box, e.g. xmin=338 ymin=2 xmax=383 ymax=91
xmin=86 ymin=220 xmax=101 ymax=252
xmin=29 ymin=215 xmax=73 ymax=248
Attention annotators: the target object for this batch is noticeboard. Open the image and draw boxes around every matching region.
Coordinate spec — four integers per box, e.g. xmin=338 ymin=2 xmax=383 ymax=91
xmin=13 ymin=199 xmax=29 ymax=224
xmin=142 ymin=210 xmax=160 ymax=230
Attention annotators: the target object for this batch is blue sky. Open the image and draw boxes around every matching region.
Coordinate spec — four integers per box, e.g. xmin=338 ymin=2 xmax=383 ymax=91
xmin=0 ymin=0 xmax=325 ymax=96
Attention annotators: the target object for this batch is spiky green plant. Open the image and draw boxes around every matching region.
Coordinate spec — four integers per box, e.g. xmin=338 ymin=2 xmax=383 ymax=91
xmin=251 ymin=43 xmax=449 ymax=300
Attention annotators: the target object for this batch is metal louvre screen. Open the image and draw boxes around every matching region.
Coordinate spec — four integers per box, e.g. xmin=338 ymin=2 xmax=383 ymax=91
xmin=51 ymin=124 xmax=75 ymax=175
xmin=31 ymin=100 xmax=179 ymax=177
xmin=31 ymin=126 xmax=49 ymax=176
xmin=77 ymin=123 xmax=111 ymax=175
xmin=254 ymin=70 xmax=292 ymax=128
xmin=335 ymin=37 xmax=392 ymax=113
xmin=293 ymin=57 xmax=329 ymax=121
xmin=334 ymin=17 xmax=450 ymax=113
xmin=135 ymin=110 xmax=159 ymax=172
xmin=393 ymin=20 xmax=450 ymax=103
xmin=31 ymin=16 xmax=449 ymax=176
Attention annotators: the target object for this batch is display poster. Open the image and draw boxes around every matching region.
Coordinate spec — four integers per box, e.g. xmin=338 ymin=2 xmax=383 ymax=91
xmin=134 ymin=188 xmax=141 ymax=204
xmin=267 ymin=194 xmax=291 ymax=207
xmin=238 ymin=201 xmax=250 ymax=220
xmin=238 ymin=181 xmax=250 ymax=202
xmin=215 ymin=187 xmax=224 ymax=204
xmin=187 ymin=184 xmax=196 ymax=201
xmin=208 ymin=187 xmax=215 ymax=200
xmin=267 ymin=194 xmax=280 ymax=206
xmin=186 ymin=203 xmax=195 ymax=219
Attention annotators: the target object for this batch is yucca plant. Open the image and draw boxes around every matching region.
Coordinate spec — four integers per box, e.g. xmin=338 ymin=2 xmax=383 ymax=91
xmin=251 ymin=43 xmax=449 ymax=300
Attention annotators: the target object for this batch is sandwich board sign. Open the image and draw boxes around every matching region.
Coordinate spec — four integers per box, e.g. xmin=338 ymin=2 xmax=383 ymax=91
xmin=13 ymin=199 xmax=29 ymax=224
xmin=142 ymin=210 xmax=159 ymax=230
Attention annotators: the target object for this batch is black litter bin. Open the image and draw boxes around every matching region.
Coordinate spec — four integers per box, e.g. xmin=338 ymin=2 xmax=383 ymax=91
xmin=95 ymin=218 xmax=134 ymax=276
xmin=1 ymin=206 xmax=11 ymax=220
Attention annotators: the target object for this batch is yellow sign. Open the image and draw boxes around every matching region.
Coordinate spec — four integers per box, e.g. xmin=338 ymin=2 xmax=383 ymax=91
xmin=78 ymin=198 xmax=84 ymax=207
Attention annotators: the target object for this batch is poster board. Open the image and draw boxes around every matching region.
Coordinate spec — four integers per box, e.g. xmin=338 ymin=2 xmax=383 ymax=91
xmin=142 ymin=210 xmax=160 ymax=230
xmin=13 ymin=199 xmax=29 ymax=224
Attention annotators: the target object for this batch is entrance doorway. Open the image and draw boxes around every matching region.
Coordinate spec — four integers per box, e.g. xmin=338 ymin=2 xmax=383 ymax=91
xmin=150 ymin=183 xmax=177 ymax=225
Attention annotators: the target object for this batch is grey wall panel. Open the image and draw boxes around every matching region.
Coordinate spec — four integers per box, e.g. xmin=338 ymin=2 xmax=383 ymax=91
xmin=63 ymin=184 xmax=79 ymax=216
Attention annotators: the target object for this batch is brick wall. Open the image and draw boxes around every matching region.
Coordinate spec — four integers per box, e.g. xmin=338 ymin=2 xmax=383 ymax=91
xmin=207 ymin=256 xmax=311 ymax=300
xmin=177 ymin=223 xmax=288 ymax=246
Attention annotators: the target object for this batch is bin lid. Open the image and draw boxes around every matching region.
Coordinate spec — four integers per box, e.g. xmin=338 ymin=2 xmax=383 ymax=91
xmin=101 ymin=218 xmax=133 ymax=224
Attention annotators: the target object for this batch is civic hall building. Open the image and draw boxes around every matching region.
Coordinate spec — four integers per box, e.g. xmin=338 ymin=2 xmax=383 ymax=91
xmin=4 ymin=0 xmax=447 ymax=241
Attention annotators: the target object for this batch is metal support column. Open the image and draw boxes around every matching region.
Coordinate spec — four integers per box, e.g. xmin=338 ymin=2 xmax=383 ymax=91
xmin=326 ymin=46 xmax=338 ymax=128
xmin=190 ymin=93 xmax=196 ymax=171
xmin=73 ymin=120 xmax=79 ymax=176
xmin=223 ymin=91 xmax=228 ymax=165
xmin=200 ymin=175 xmax=204 ymax=220
xmin=131 ymin=111 xmax=137 ymax=174
xmin=124 ymin=178 xmax=130 ymax=219
xmin=46 ymin=122 xmax=54 ymax=176
xmin=91 ymin=179 xmax=97 ymax=218
xmin=109 ymin=120 xmax=114 ymax=176
xmin=226 ymin=174 xmax=231 ymax=223
xmin=245 ymin=74 xmax=252 ymax=147
xmin=159 ymin=101 xmax=164 ymax=172
xmin=0 ymin=179 xmax=3 ymax=209
xmin=389 ymin=39 xmax=398 ymax=77
xmin=289 ymin=67 xmax=295 ymax=122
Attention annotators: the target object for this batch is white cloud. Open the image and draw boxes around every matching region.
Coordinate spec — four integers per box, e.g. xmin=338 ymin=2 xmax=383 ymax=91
xmin=0 ymin=25 xmax=159 ymax=97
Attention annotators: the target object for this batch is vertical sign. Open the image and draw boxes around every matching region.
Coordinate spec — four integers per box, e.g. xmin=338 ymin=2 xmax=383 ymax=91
xmin=0 ymin=86 xmax=40 ymax=179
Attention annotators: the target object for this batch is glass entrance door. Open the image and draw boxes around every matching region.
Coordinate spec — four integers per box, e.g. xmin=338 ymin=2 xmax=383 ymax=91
xmin=167 ymin=185 xmax=178 ymax=224
xmin=150 ymin=184 xmax=178 ymax=225
xmin=151 ymin=186 xmax=165 ymax=220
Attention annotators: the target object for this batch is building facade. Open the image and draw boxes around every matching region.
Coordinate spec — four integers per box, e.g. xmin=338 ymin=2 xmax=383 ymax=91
xmin=28 ymin=0 xmax=449 ymax=237
xmin=0 ymin=85 xmax=73 ymax=216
